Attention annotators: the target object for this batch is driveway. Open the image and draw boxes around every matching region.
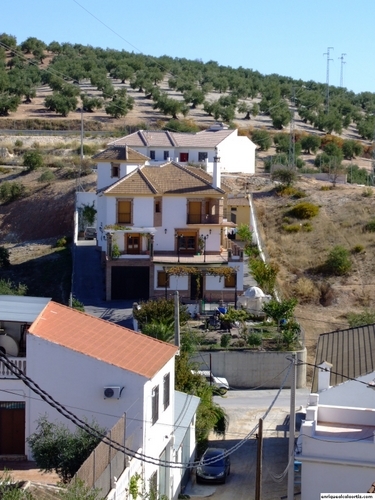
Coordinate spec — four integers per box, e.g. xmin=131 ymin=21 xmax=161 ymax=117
xmin=72 ymin=241 xmax=134 ymax=328
xmin=184 ymin=388 xmax=310 ymax=500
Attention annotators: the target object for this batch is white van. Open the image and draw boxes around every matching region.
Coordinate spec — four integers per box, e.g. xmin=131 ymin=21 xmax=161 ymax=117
xmin=193 ymin=370 xmax=229 ymax=394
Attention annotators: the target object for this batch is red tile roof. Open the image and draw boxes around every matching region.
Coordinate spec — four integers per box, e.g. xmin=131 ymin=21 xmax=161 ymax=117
xmin=104 ymin=162 xmax=225 ymax=196
xmin=28 ymin=302 xmax=177 ymax=379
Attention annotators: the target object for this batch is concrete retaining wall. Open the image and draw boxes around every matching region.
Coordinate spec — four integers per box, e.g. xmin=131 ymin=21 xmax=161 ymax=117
xmin=191 ymin=348 xmax=306 ymax=389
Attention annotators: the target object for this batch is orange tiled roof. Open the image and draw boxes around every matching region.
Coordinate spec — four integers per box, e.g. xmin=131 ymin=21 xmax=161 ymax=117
xmin=93 ymin=145 xmax=150 ymax=162
xmin=28 ymin=302 xmax=177 ymax=379
xmin=104 ymin=162 xmax=225 ymax=196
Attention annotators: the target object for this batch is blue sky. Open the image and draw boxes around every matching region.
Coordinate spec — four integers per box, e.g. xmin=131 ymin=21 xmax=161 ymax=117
xmin=2 ymin=0 xmax=375 ymax=95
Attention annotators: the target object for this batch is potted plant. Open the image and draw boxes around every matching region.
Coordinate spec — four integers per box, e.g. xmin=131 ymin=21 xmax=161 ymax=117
xmin=198 ymin=236 xmax=205 ymax=255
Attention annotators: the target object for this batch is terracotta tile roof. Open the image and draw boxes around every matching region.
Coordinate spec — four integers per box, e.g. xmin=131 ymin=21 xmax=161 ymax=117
xmin=104 ymin=162 xmax=226 ymax=196
xmin=185 ymin=167 xmax=231 ymax=193
xmin=93 ymin=145 xmax=149 ymax=162
xmin=110 ymin=128 xmax=235 ymax=149
xmin=28 ymin=302 xmax=177 ymax=379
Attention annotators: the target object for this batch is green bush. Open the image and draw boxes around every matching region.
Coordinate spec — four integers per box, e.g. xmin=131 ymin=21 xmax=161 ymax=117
xmin=76 ymin=144 xmax=99 ymax=156
xmin=0 ymin=181 xmax=26 ymax=202
xmin=352 ymin=244 xmax=364 ymax=254
xmin=0 ymin=247 xmax=10 ymax=268
xmin=220 ymin=333 xmax=231 ymax=348
xmin=14 ymin=139 xmax=23 ymax=147
xmin=302 ymin=222 xmax=313 ymax=232
xmin=23 ymin=150 xmax=44 ymax=171
xmin=38 ymin=168 xmax=56 ymax=183
xmin=347 ymin=310 xmax=375 ymax=328
xmin=363 ymin=219 xmax=375 ymax=232
xmin=324 ymin=246 xmax=352 ymax=276
xmin=362 ymin=188 xmax=373 ymax=197
xmin=287 ymin=202 xmax=319 ymax=220
xmin=247 ymin=332 xmax=262 ymax=348
xmin=56 ymin=236 xmax=67 ymax=247
xmin=282 ymin=223 xmax=301 ymax=233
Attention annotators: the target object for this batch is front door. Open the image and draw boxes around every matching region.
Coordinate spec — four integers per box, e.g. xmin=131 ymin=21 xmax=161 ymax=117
xmin=180 ymin=152 xmax=189 ymax=162
xmin=0 ymin=402 xmax=25 ymax=454
xmin=190 ymin=274 xmax=203 ymax=300
xmin=126 ymin=233 xmax=140 ymax=254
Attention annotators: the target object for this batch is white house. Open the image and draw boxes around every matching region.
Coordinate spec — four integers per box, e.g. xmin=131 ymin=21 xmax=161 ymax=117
xmin=91 ymin=148 xmax=245 ymax=304
xmin=107 ymin=123 xmax=256 ymax=175
xmin=296 ymin=364 xmax=375 ymax=499
xmin=0 ymin=295 xmax=198 ymax=499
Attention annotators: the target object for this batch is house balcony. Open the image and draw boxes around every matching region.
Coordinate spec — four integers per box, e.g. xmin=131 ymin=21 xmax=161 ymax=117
xmin=0 ymin=357 xmax=26 ymax=379
xmin=186 ymin=214 xmax=221 ymax=225
xmin=152 ymin=240 xmax=243 ymax=264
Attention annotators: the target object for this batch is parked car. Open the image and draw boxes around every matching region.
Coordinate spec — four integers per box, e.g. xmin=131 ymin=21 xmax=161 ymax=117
xmin=84 ymin=227 xmax=97 ymax=240
xmin=196 ymin=448 xmax=231 ymax=484
xmin=193 ymin=370 xmax=229 ymax=395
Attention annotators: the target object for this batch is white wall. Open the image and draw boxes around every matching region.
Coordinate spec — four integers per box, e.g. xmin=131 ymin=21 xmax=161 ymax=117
xmin=96 ymin=162 xmax=141 ymax=190
xmin=217 ymin=132 xmax=256 ymax=174
xmin=154 ymin=265 xmax=189 ymax=292
xmin=153 ymin=198 xmax=187 ymax=251
xmin=26 ymin=336 xmax=147 ymax=460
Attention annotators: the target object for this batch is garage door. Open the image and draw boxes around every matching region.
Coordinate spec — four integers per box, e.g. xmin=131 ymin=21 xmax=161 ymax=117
xmin=111 ymin=267 xmax=150 ymax=300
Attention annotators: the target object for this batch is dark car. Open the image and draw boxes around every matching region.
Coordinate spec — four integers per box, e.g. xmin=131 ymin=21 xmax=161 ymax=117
xmin=196 ymin=448 xmax=230 ymax=484
xmin=84 ymin=227 xmax=97 ymax=240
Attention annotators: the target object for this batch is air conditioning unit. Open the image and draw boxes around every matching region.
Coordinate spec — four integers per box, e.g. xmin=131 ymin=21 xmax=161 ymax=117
xmin=103 ymin=386 xmax=123 ymax=399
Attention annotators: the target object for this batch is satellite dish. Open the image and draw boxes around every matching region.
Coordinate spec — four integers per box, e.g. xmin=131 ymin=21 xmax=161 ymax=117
xmin=0 ymin=336 xmax=19 ymax=356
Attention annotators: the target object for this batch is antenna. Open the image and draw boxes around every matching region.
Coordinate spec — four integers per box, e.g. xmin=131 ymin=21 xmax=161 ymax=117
xmin=338 ymin=53 xmax=347 ymax=87
xmin=323 ymin=47 xmax=334 ymax=112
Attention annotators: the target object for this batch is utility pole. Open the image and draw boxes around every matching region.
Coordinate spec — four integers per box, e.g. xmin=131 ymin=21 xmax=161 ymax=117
xmin=338 ymin=53 xmax=347 ymax=87
xmin=323 ymin=47 xmax=334 ymax=113
xmin=255 ymin=418 xmax=263 ymax=500
xmin=288 ymin=88 xmax=296 ymax=169
xmin=287 ymin=354 xmax=297 ymax=500
xmin=174 ymin=291 xmax=180 ymax=350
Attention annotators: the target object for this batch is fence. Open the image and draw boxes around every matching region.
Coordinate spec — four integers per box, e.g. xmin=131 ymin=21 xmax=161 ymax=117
xmin=75 ymin=414 xmax=127 ymax=499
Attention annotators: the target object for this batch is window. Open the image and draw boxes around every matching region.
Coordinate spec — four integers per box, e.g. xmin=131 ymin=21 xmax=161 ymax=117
xmin=157 ymin=271 xmax=169 ymax=288
xmin=152 ymin=385 xmax=159 ymax=424
xmin=118 ymin=200 xmax=131 ymax=224
xmin=155 ymin=201 xmax=161 ymax=213
xmin=198 ymin=152 xmax=208 ymax=162
xmin=224 ymin=273 xmax=237 ymax=288
xmin=163 ymin=151 xmax=169 ymax=160
xmin=150 ymin=150 xmax=155 ymax=160
xmin=163 ymin=373 xmax=170 ymax=410
xmin=111 ymin=164 xmax=120 ymax=177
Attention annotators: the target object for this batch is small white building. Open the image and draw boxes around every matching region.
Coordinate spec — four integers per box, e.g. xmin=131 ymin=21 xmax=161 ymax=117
xmin=0 ymin=296 xmax=198 ymax=499
xmin=297 ymin=365 xmax=375 ymax=498
xmin=108 ymin=123 xmax=256 ymax=175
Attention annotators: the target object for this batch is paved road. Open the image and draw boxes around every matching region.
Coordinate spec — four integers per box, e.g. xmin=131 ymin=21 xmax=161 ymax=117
xmin=72 ymin=241 xmax=134 ymax=328
xmin=184 ymin=388 xmax=310 ymax=500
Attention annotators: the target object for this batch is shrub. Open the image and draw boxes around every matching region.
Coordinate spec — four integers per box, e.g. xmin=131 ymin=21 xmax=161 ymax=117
xmin=293 ymin=277 xmax=320 ymax=304
xmin=38 ymin=168 xmax=55 ymax=183
xmin=275 ymin=185 xmax=306 ymax=198
xmin=286 ymin=202 xmax=319 ymax=220
xmin=302 ymin=222 xmax=313 ymax=232
xmin=76 ymin=144 xmax=99 ymax=156
xmin=362 ymin=188 xmax=373 ymax=197
xmin=0 ymin=279 xmax=27 ymax=295
xmin=72 ymin=297 xmax=85 ymax=312
xmin=0 ymin=181 xmax=26 ymax=202
xmin=56 ymin=236 xmax=67 ymax=247
xmin=282 ymin=223 xmax=301 ymax=233
xmin=23 ymin=150 xmax=44 ymax=171
xmin=271 ymin=168 xmax=297 ymax=187
xmin=249 ymin=259 xmax=278 ymax=295
xmin=14 ymin=139 xmax=23 ymax=147
xmin=352 ymin=244 xmax=364 ymax=254
xmin=236 ymin=223 xmax=252 ymax=242
xmin=347 ymin=310 xmax=375 ymax=328
xmin=363 ymin=219 xmax=375 ymax=232
xmin=220 ymin=333 xmax=231 ymax=348
xmin=324 ymin=246 xmax=352 ymax=276
xmin=0 ymin=247 xmax=10 ymax=268
xmin=247 ymin=331 xmax=262 ymax=348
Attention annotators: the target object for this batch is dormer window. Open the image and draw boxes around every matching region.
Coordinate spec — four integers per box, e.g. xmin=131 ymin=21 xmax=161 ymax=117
xmin=111 ymin=164 xmax=120 ymax=178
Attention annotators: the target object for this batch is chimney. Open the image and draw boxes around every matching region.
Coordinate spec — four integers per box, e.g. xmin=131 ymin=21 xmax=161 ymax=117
xmin=317 ymin=361 xmax=333 ymax=392
xmin=213 ymin=147 xmax=221 ymax=189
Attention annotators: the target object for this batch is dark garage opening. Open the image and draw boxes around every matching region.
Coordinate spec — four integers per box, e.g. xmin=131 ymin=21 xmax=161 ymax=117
xmin=111 ymin=267 xmax=150 ymax=300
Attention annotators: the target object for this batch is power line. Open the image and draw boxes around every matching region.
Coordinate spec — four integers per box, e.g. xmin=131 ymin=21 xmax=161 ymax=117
xmin=0 ymin=351 xmax=293 ymax=468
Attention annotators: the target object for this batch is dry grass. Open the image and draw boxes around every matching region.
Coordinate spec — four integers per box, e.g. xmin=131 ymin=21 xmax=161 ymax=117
xmin=252 ymin=177 xmax=375 ymax=372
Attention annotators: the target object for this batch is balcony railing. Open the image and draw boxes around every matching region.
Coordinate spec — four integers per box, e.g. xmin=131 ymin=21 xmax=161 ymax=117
xmin=187 ymin=214 xmax=220 ymax=224
xmin=0 ymin=357 xmax=26 ymax=378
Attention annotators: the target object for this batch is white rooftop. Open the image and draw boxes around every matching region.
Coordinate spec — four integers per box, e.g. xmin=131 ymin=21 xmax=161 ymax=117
xmin=0 ymin=295 xmax=51 ymax=323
